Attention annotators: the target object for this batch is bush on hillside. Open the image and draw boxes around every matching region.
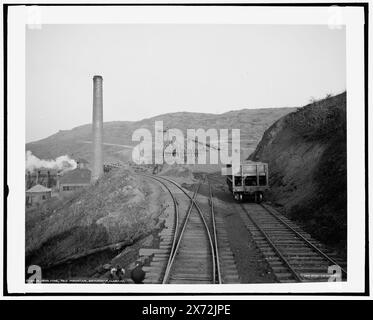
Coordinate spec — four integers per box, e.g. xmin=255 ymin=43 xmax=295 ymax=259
xmin=285 ymin=93 xmax=346 ymax=140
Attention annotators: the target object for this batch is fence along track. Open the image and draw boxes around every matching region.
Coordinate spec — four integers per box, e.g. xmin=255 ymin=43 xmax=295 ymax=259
xmin=240 ymin=203 xmax=346 ymax=282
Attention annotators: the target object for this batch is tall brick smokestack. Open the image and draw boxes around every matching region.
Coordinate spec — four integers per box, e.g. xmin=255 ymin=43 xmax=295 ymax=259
xmin=91 ymin=75 xmax=103 ymax=183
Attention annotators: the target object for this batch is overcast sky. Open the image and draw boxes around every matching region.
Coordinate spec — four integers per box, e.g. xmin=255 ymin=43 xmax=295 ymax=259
xmin=26 ymin=24 xmax=345 ymax=142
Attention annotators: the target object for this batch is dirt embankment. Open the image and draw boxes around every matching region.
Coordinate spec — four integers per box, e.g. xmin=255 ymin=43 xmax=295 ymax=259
xmin=250 ymin=92 xmax=347 ymax=250
xmin=26 ymin=168 xmax=163 ymax=268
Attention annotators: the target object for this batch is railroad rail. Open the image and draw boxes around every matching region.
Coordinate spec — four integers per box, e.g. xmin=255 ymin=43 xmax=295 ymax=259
xmin=138 ymin=175 xmax=217 ymax=283
xmin=138 ymin=175 xmax=240 ymax=284
xmin=156 ymin=176 xmax=218 ymax=284
xmin=208 ymin=179 xmax=222 ymax=284
xmin=239 ymin=203 xmax=346 ymax=282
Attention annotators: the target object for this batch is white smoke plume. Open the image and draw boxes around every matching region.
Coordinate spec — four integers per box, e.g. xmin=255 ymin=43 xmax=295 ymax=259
xmin=26 ymin=150 xmax=77 ymax=172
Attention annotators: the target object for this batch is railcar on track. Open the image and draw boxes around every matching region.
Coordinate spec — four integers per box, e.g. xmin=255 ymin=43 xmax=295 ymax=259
xmin=226 ymin=161 xmax=269 ymax=202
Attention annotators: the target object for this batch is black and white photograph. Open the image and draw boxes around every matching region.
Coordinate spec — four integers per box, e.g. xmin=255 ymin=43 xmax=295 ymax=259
xmin=3 ymin=2 xmax=369 ymax=298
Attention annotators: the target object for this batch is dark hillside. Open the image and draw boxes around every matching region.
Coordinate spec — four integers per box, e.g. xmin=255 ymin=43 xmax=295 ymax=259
xmin=250 ymin=92 xmax=347 ymax=250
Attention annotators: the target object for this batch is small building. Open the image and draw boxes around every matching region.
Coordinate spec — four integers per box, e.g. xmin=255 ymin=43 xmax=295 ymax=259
xmin=76 ymin=158 xmax=89 ymax=169
xmin=26 ymin=184 xmax=52 ymax=206
xmin=59 ymin=168 xmax=91 ymax=192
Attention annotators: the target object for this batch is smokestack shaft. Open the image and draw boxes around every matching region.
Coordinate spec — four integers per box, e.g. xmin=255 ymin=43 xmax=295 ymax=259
xmin=92 ymin=75 xmax=103 ymax=182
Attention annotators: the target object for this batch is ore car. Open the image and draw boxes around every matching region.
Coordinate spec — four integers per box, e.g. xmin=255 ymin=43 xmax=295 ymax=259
xmin=226 ymin=161 xmax=269 ymax=202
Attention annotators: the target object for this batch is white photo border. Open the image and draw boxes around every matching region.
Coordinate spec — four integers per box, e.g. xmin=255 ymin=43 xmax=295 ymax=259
xmin=5 ymin=3 xmax=368 ymax=296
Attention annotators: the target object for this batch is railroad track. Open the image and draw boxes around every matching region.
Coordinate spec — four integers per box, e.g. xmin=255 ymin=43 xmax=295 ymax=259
xmin=198 ymin=178 xmax=240 ymax=284
xmin=139 ymin=175 xmax=239 ymax=284
xmin=239 ymin=203 xmax=347 ymax=283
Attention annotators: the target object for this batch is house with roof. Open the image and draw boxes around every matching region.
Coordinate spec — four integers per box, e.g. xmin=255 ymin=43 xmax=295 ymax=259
xmin=76 ymin=158 xmax=89 ymax=169
xmin=26 ymin=184 xmax=52 ymax=206
xmin=58 ymin=158 xmax=91 ymax=193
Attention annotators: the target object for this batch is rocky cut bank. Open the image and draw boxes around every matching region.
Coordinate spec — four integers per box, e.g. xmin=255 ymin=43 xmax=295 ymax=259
xmin=250 ymin=92 xmax=347 ymax=250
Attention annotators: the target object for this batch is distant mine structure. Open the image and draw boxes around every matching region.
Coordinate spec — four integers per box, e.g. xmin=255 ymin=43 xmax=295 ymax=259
xmin=58 ymin=158 xmax=91 ymax=192
xmin=25 ymin=158 xmax=92 ymax=206
xmin=26 ymin=75 xmax=105 ymax=206
xmin=26 ymin=169 xmax=58 ymax=190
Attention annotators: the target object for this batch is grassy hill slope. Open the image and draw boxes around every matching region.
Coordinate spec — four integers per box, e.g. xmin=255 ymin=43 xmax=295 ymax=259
xmin=26 ymin=108 xmax=296 ymax=165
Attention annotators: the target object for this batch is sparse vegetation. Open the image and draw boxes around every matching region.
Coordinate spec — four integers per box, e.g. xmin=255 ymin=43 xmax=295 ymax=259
xmin=285 ymin=92 xmax=346 ymax=140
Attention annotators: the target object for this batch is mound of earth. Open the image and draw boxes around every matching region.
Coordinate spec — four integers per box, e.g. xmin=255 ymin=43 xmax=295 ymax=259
xmin=158 ymin=164 xmax=197 ymax=184
xmin=250 ymin=92 xmax=347 ymax=250
xmin=26 ymin=168 xmax=163 ymax=267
